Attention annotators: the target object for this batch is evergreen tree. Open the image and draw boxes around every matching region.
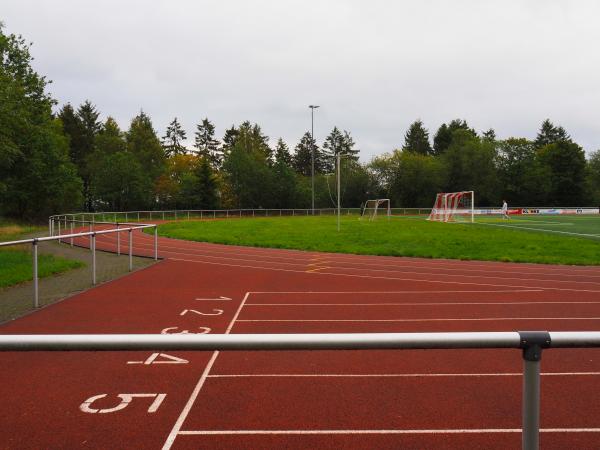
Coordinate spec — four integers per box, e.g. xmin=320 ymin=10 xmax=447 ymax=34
xmin=95 ymin=117 xmax=126 ymax=155
xmin=192 ymin=157 xmax=219 ymax=208
xmin=433 ymin=119 xmax=476 ymax=155
xmin=162 ymin=117 xmax=187 ymax=156
xmin=274 ymin=138 xmax=292 ymax=167
xmin=222 ymin=125 xmax=239 ymax=150
xmin=293 ymin=132 xmax=326 ymax=175
xmin=534 ymin=119 xmax=570 ymax=148
xmin=403 ymin=120 xmax=432 ymax=155
xmin=482 ymin=128 xmax=496 ymax=142
xmin=194 ymin=118 xmax=221 ymax=168
xmin=126 ymin=111 xmax=166 ymax=202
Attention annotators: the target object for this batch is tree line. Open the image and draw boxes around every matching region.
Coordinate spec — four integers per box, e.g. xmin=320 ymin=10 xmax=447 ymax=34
xmin=2 ymin=24 xmax=600 ymax=220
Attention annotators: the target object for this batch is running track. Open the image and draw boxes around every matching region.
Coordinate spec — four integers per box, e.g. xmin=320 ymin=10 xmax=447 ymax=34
xmin=2 ymin=225 xmax=600 ymax=449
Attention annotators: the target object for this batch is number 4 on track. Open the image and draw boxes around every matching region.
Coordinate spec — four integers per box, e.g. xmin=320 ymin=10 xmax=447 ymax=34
xmin=127 ymin=353 xmax=189 ymax=365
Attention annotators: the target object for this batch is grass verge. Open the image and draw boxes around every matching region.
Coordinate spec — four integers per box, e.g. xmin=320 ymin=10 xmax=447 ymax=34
xmin=155 ymin=215 xmax=600 ymax=265
xmin=0 ymin=221 xmax=84 ymax=288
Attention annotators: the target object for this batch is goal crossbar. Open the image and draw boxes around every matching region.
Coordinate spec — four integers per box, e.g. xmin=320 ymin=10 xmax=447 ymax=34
xmin=361 ymin=199 xmax=391 ymax=221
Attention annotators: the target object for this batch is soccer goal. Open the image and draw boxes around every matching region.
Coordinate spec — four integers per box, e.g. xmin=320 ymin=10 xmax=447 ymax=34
xmin=361 ymin=199 xmax=391 ymax=221
xmin=427 ymin=191 xmax=474 ymax=223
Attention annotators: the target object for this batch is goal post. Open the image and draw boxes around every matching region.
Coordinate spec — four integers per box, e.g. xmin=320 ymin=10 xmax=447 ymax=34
xmin=427 ymin=191 xmax=475 ymax=223
xmin=360 ymin=199 xmax=391 ymax=221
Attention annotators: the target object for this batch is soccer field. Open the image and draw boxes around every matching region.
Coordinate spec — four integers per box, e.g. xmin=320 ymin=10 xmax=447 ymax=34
xmin=473 ymin=214 xmax=600 ymax=239
xmin=155 ymin=214 xmax=600 ymax=266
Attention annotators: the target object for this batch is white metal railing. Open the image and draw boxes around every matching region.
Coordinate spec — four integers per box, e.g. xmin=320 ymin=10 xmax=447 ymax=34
xmin=0 ymin=224 xmax=159 ymax=308
xmin=0 ymin=330 xmax=597 ymax=450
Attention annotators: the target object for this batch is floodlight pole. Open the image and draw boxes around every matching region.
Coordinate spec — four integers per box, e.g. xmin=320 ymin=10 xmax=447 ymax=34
xmin=337 ymin=153 xmax=341 ymax=232
xmin=309 ymin=105 xmax=319 ymax=215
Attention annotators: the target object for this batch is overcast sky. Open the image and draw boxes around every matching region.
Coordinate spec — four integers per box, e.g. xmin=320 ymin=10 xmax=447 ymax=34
xmin=3 ymin=0 xmax=600 ymax=159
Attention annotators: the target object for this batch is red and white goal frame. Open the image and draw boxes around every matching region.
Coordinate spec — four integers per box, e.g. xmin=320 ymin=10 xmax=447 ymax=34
xmin=427 ymin=191 xmax=475 ymax=223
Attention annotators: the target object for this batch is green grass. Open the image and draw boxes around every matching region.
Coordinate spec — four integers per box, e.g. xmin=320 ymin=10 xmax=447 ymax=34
xmin=0 ymin=221 xmax=84 ymax=288
xmin=474 ymin=214 xmax=600 ymax=238
xmin=155 ymin=215 xmax=600 ymax=265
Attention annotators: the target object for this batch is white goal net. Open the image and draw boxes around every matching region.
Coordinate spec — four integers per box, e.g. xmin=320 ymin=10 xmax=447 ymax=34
xmin=427 ymin=191 xmax=474 ymax=223
xmin=361 ymin=199 xmax=391 ymax=221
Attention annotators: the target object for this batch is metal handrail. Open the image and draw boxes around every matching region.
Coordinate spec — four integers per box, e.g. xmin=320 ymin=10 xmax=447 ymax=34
xmin=0 ymin=330 xmax=596 ymax=450
xmin=0 ymin=224 xmax=159 ymax=308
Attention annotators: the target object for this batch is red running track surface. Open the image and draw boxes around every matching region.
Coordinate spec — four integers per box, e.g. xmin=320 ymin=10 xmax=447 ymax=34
xmin=2 ymin=226 xmax=600 ymax=449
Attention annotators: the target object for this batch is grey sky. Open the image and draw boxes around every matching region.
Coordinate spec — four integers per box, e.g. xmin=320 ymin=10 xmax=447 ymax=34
xmin=3 ymin=0 xmax=599 ymax=159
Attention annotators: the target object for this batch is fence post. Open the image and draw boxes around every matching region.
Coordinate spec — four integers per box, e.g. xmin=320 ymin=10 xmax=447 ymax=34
xmin=32 ymin=239 xmax=39 ymax=308
xmin=520 ymin=332 xmax=550 ymax=450
xmin=70 ymin=221 xmax=74 ymax=247
xmin=128 ymin=229 xmax=133 ymax=271
xmin=117 ymin=224 xmax=121 ymax=256
xmin=57 ymin=220 xmax=61 ymax=243
xmin=91 ymin=233 xmax=96 ymax=285
xmin=154 ymin=226 xmax=158 ymax=261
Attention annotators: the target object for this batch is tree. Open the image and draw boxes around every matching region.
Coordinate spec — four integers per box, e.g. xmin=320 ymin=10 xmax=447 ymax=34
xmin=587 ymin=151 xmax=600 ymax=204
xmin=162 ymin=117 xmax=187 ymax=156
xmin=0 ymin=25 xmax=82 ymax=218
xmin=441 ymin=131 xmax=500 ymax=206
xmin=388 ymin=151 xmax=445 ymax=207
xmin=496 ymin=138 xmax=550 ymax=205
xmin=322 ymin=127 xmax=359 ymax=171
xmin=433 ymin=119 xmax=476 ymax=155
xmin=190 ymin=157 xmax=219 ymax=209
xmin=482 ymin=128 xmax=496 ymax=142
xmin=534 ymin=119 xmax=570 ymax=148
xmin=403 ymin=120 xmax=432 ymax=155
xmin=194 ymin=118 xmax=221 ymax=168
xmin=274 ymin=138 xmax=292 ymax=167
xmin=537 ymin=140 xmax=587 ymax=205
xmin=95 ymin=117 xmax=126 ymax=155
xmin=293 ymin=132 xmax=325 ymax=176
xmin=126 ymin=111 xmax=166 ymax=206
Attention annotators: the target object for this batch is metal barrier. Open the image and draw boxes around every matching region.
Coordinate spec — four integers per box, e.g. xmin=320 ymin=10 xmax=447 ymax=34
xmin=0 ymin=224 xmax=158 ymax=308
xmin=49 ymin=208 xmax=434 ymax=231
xmin=0 ymin=330 xmax=597 ymax=450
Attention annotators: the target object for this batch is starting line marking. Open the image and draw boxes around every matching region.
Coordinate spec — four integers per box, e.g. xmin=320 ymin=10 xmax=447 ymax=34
xmin=245 ymin=301 xmax=600 ymax=306
xmin=207 ymin=372 xmax=600 ymax=378
xmin=178 ymin=428 xmax=600 ymax=435
xmin=238 ymin=317 xmax=600 ymax=322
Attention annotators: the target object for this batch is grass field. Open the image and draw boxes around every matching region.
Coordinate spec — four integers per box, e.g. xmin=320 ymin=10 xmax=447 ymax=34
xmin=155 ymin=214 xmax=600 ymax=266
xmin=0 ymin=221 xmax=83 ymax=288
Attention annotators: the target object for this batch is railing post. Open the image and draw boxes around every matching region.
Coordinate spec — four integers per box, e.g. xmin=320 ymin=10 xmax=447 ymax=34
xmin=117 ymin=223 xmax=121 ymax=256
xmin=91 ymin=233 xmax=96 ymax=285
xmin=32 ymin=239 xmax=39 ymax=308
xmin=57 ymin=220 xmax=61 ymax=243
xmin=154 ymin=226 xmax=158 ymax=261
xmin=128 ymin=229 xmax=133 ymax=271
xmin=519 ymin=332 xmax=551 ymax=450
xmin=188 ymin=211 xmax=190 ymax=220
xmin=70 ymin=221 xmax=74 ymax=246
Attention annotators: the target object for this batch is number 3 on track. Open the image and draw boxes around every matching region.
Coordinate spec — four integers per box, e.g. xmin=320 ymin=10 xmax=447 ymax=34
xmin=80 ymin=393 xmax=166 ymax=414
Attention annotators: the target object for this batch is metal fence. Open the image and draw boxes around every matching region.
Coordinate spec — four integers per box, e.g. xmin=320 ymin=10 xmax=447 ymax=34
xmin=49 ymin=208 xmax=434 ymax=228
xmin=1 ymin=330 xmax=598 ymax=450
xmin=0 ymin=223 xmax=158 ymax=308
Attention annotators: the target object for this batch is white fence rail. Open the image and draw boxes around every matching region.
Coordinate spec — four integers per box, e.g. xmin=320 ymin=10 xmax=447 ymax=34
xmin=0 ymin=224 xmax=158 ymax=308
xmin=1 ymin=330 xmax=598 ymax=450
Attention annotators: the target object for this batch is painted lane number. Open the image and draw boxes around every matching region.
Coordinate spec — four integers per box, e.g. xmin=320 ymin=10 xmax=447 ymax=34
xmin=80 ymin=393 xmax=166 ymax=414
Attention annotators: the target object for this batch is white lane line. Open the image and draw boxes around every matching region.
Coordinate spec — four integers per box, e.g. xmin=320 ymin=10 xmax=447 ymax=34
xmin=155 ymin=247 xmax=600 ymax=285
xmin=207 ymin=372 xmax=600 ymax=378
xmin=238 ymin=317 xmax=600 ymax=322
xmin=477 ymin=222 xmax=600 ymax=238
xmin=162 ymin=292 xmax=251 ymax=450
xmin=102 ymin=232 xmax=600 ymax=277
xmin=245 ymin=302 xmax=600 ymax=306
xmin=169 ymin=258 xmax=600 ymax=293
xmin=248 ymin=290 xmax=543 ymax=294
xmin=178 ymin=428 xmax=600 ymax=435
